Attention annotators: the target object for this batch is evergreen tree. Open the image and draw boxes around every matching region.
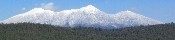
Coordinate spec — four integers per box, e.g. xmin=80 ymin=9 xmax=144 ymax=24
xmin=0 ymin=22 xmax=175 ymax=40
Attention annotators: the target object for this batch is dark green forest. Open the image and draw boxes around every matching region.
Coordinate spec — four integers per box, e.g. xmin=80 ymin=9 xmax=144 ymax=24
xmin=0 ymin=22 xmax=175 ymax=40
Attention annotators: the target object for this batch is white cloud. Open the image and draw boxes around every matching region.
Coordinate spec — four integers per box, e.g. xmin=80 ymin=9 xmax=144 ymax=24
xmin=40 ymin=2 xmax=55 ymax=10
xmin=22 ymin=8 xmax=26 ymax=10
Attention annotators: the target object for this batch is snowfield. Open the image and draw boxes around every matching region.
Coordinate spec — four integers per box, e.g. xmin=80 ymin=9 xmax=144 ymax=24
xmin=1 ymin=5 xmax=164 ymax=28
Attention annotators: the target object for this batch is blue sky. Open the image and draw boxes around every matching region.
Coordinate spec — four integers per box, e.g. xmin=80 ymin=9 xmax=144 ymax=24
xmin=0 ymin=0 xmax=175 ymax=23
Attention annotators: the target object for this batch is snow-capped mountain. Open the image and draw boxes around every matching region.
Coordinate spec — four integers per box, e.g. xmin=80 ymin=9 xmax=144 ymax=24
xmin=2 ymin=8 xmax=54 ymax=24
xmin=1 ymin=5 xmax=164 ymax=28
xmin=114 ymin=11 xmax=163 ymax=26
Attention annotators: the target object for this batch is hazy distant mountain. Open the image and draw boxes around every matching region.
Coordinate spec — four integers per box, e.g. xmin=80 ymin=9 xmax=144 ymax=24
xmin=1 ymin=5 xmax=163 ymax=28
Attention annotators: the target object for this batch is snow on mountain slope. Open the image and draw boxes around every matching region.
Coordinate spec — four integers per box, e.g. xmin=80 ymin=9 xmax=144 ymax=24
xmin=1 ymin=5 xmax=164 ymax=28
xmin=51 ymin=5 xmax=114 ymax=28
xmin=114 ymin=11 xmax=163 ymax=26
xmin=2 ymin=8 xmax=54 ymax=24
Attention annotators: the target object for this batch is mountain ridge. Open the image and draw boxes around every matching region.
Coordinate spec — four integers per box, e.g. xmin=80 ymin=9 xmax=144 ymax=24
xmin=1 ymin=5 xmax=164 ymax=28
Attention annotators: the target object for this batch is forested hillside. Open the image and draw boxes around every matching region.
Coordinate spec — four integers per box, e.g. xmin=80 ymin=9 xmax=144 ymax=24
xmin=0 ymin=22 xmax=175 ymax=40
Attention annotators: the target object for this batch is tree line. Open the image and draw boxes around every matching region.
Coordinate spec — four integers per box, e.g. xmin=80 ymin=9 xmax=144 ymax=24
xmin=0 ymin=22 xmax=175 ymax=40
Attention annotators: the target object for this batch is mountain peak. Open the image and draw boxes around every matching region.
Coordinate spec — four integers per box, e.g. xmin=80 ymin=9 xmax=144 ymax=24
xmin=80 ymin=5 xmax=100 ymax=13
xmin=85 ymin=5 xmax=96 ymax=8
xmin=25 ymin=8 xmax=54 ymax=15
xmin=114 ymin=10 xmax=163 ymax=26
xmin=27 ymin=8 xmax=44 ymax=12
